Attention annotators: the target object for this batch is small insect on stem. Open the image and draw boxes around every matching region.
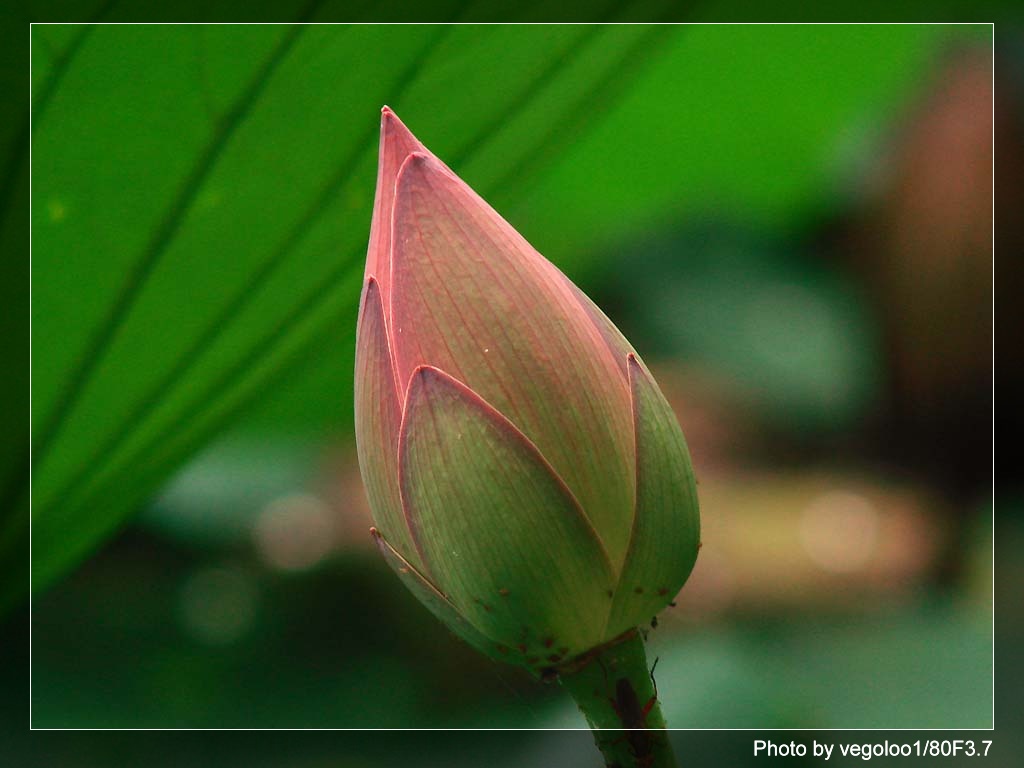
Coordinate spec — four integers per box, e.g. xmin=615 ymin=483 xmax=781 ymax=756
xmin=597 ymin=657 xmax=662 ymax=767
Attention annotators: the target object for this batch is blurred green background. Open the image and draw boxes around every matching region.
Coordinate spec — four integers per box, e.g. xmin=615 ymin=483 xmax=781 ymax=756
xmin=13 ymin=18 xmax=1001 ymax=754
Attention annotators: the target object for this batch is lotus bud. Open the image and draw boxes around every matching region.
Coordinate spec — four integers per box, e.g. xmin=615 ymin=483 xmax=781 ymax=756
xmin=354 ymin=108 xmax=700 ymax=677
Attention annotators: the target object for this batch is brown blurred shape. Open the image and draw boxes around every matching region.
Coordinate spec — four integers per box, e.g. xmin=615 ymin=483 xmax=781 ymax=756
xmin=852 ymin=45 xmax=994 ymax=503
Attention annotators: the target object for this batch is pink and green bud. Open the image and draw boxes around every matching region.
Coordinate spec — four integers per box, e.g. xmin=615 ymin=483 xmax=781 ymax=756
xmin=354 ymin=107 xmax=700 ymax=673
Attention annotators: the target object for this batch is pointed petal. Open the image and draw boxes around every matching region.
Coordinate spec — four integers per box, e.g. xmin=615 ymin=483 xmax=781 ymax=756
xmin=371 ymin=527 xmax=509 ymax=662
xmin=390 ymin=153 xmax=636 ymax=566
xmin=605 ymin=355 xmax=701 ymax=637
xmin=354 ymin=278 xmax=423 ymax=570
xmin=399 ymin=366 xmax=616 ymax=666
xmin=364 ymin=107 xmax=428 ymax=307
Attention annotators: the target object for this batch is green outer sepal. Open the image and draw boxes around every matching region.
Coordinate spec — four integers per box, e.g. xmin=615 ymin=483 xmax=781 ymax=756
xmin=399 ymin=365 xmax=617 ymax=670
xmin=604 ymin=355 xmax=701 ymax=638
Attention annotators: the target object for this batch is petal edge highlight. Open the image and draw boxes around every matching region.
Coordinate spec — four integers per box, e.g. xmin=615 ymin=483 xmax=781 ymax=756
xmin=354 ymin=277 xmax=422 ymax=570
xmin=365 ymin=107 xmax=428 ymax=307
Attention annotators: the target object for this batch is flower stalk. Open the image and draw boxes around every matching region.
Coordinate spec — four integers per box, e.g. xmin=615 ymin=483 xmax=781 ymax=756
xmin=558 ymin=630 xmax=678 ymax=768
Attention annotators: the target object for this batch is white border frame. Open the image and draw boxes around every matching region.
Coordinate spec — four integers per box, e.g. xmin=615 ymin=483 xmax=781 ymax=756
xmin=27 ymin=19 xmax=997 ymax=734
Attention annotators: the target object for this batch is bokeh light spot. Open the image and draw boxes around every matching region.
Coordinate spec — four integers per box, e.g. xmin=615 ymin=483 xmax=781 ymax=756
xmin=800 ymin=491 xmax=880 ymax=573
xmin=254 ymin=493 xmax=337 ymax=572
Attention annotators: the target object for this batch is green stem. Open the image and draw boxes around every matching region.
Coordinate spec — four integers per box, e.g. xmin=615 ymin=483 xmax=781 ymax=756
xmin=557 ymin=629 xmax=678 ymax=768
